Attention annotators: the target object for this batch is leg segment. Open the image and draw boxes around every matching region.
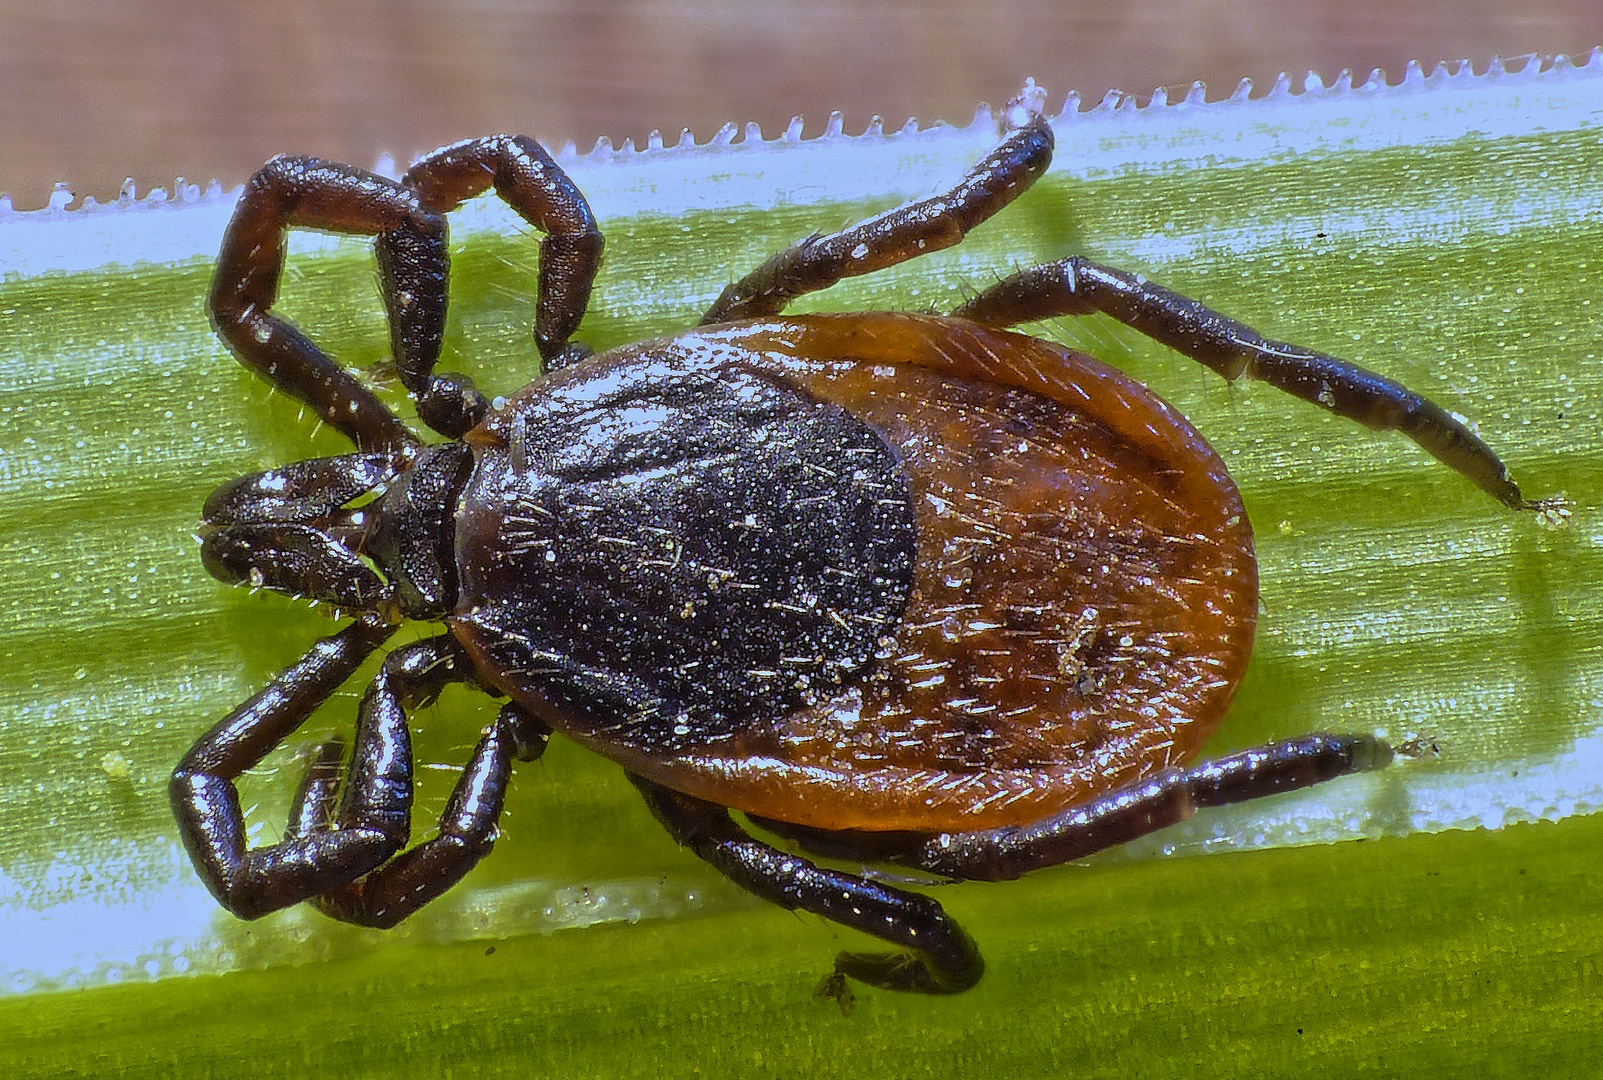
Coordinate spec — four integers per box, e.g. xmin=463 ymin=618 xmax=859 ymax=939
xmin=304 ymin=701 xmax=551 ymax=928
xmin=170 ymin=616 xmax=401 ymax=918
xmin=632 ymin=776 xmax=984 ymax=995
xmin=700 ymin=114 xmax=1053 ymax=325
xmin=400 ymin=136 xmax=603 ymax=371
xmin=902 ymin=734 xmax=1392 ymax=881
xmin=209 ymin=136 xmax=601 ymax=447
xmin=210 ymin=159 xmax=431 ymax=451
xmin=953 ymin=257 xmax=1547 ymax=509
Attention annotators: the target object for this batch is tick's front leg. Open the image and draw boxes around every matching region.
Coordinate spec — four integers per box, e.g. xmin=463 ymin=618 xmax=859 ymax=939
xmin=209 ymin=159 xmax=433 ymax=451
xmin=210 ymin=134 xmax=603 ymax=447
xmin=170 ymin=617 xmax=401 ymax=918
xmin=400 ymin=136 xmax=603 ymax=371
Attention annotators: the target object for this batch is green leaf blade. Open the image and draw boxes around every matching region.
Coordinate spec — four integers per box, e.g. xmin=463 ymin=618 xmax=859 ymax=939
xmin=1 ymin=59 xmax=1599 ymax=1075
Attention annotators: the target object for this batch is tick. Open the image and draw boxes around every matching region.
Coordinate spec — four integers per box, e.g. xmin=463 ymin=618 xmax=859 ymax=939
xmin=173 ymin=88 xmax=1551 ymax=996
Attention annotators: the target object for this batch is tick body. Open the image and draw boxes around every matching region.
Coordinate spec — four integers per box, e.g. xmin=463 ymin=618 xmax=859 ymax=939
xmin=455 ymin=314 xmax=1255 ymax=836
xmin=174 ymin=88 xmax=1548 ymax=996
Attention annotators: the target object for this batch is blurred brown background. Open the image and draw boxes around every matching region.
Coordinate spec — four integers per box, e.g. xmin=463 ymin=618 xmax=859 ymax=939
xmin=2 ymin=0 xmax=1602 ymax=209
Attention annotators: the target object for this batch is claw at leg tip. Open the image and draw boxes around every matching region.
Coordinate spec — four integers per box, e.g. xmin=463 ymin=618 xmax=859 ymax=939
xmin=1006 ymin=79 xmax=1050 ymax=128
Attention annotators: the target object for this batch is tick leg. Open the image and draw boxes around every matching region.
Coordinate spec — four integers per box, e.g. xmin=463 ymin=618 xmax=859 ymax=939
xmin=265 ymin=633 xmax=468 ymax=921
xmin=632 ymin=776 xmax=984 ymax=995
xmin=901 ymin=733 xmax=1393 ymax=881
xmin=305 ymin=702 xmax=551 ymax=928
xmin=169 ymin=616 xmax=400 ymax=918
xmin=400 ymin=136 xmax=603 ymax=373
xmin=953 ymin=258 xmax=1548 ymax=509
xmin=210 ymin=158 xmax=428 ymax=451
xmin=210 ymin=137 xmax=601 ymax=447
xmin=700 ymin=112 xmax=1053 ymax=324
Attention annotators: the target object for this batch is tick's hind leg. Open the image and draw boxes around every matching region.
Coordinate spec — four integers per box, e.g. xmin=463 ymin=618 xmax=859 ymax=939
xmin=899 ymin=733 xmax=1393 ymax=882
xmin=632 ymin=776 xmax=984 ymax=996
xmin=301 ymin=700 xmax=550 ymax=928
xmin=953 ymin=257 xmax=1552 ymax=510
xmin=700 ymin=89 xmax=1052 ymax=324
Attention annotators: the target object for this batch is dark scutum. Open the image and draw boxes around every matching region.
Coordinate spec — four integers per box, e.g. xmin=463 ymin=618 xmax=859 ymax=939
xmin=455 ymin=361 xmax=918 ymax=753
